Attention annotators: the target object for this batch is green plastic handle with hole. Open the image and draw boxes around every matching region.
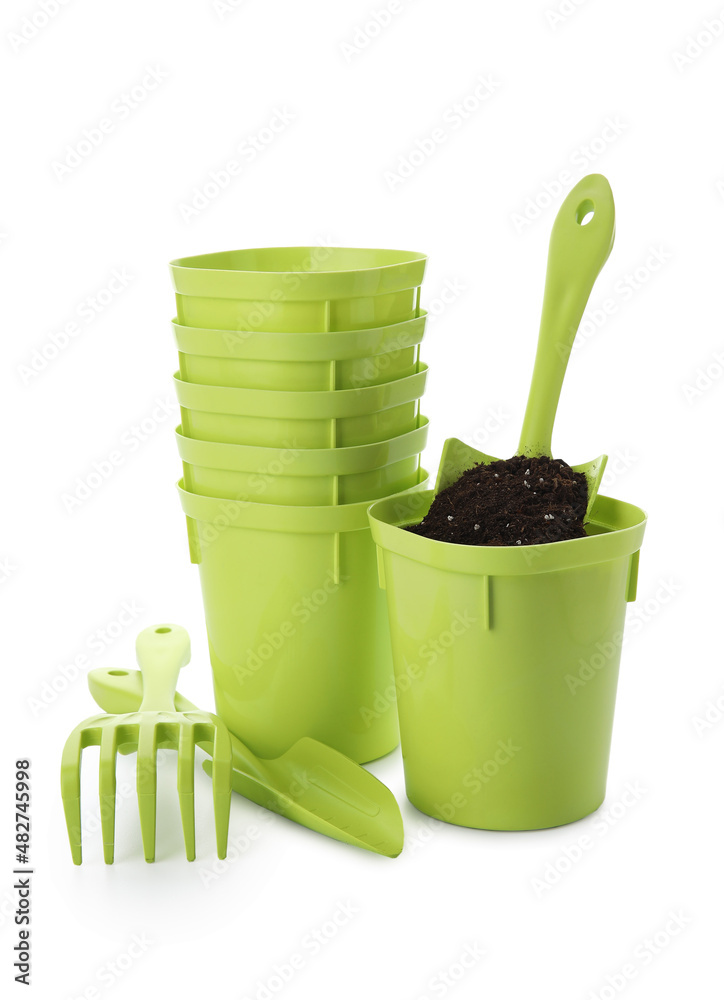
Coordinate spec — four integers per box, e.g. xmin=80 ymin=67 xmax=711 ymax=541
xmin=136 ymin=625 xmax=191 ymax=713
xmin=518 ymin=174 xmax=615 ymax=457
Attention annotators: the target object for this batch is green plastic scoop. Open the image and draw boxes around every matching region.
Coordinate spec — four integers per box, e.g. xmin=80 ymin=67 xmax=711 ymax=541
xmin=88 ymin=667 xmax=404 ymax=858
xmin=436 ymin=173 xmax=615 ymax=515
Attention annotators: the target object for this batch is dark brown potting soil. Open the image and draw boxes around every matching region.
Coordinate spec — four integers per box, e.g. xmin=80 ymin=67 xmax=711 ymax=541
xmin=406 ymin=455 xmax=589 ymax=546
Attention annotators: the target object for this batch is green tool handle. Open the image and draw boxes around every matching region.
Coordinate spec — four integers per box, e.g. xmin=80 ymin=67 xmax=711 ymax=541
xmin=518 ymin=173 xmax=615 ymax=457
xmin=88 ymin=666 xmax=265 ymax=781
xmin=136 ymin=625 xmax=191 ymax=712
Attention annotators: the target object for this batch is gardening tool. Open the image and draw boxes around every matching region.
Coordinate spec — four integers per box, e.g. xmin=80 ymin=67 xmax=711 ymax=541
xmin=87 ymin=668 xmax=405 ymax=857
xmin=60 ymin=625 xmax=232 ymax=865
xmin=436 ymin=174 xmax=615 ymax=517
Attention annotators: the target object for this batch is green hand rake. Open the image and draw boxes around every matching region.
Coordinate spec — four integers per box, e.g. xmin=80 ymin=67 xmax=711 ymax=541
xmin=60 ymin=624 xmax=232 ymax=864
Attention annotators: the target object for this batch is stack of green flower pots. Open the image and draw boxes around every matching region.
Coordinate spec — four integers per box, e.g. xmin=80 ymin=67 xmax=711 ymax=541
xmin=170 ymin=247 xmax=430 ymax=763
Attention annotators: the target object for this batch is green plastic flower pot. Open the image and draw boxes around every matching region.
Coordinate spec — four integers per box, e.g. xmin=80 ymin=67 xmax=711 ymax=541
xmin=170 ymin=247 xmax=427 ymax=332
xmin=173 ymin=312 xmax=427 ymax=391
xmin=178 ymin=472 xmax=429 ymax=762
xmin=176 ymin=419 xmax=428 ymax=504
xmin=174 ymin=365 xmax=428 ymax=448
xmin=368 ymin=489 xmax=647 ymax=831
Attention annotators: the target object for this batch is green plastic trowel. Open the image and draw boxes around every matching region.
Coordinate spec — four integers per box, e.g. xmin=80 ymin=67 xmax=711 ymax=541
xmin=437 ymin=173 xmax=616 ymax=516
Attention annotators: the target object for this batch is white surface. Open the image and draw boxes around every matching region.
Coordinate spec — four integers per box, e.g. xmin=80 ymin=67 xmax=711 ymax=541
xmin=2 ymin=0 xmax=721 ymax=995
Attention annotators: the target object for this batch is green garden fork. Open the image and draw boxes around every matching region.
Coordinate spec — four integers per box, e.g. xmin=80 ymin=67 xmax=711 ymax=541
xmin=60 ymin=624 xmax=232 ymax=864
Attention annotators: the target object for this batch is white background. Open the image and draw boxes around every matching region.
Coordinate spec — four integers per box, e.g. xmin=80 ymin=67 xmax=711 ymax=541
xmin=2 ymin=0 xmax=722 ymax=996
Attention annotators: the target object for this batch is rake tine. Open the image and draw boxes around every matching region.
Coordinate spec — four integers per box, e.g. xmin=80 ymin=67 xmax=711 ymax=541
xmin=209 ymin=720 xmax=233 ymax=860
xmin=177 ymin=725 xmax=196 ymax=862
xmin=98 ymin=726 xmax=119 ymax=865
xmin=60 ymin=725 xmax=86 ymax=866
xmin=136 ymin=720 xmax=158 ymax=863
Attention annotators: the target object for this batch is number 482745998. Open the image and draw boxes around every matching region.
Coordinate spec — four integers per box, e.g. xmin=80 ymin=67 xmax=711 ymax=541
xmin=15 ymin=760 xmax=31 ymax=863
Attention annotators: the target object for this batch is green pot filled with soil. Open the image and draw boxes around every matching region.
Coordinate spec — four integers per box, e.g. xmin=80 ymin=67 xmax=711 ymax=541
xmin=368 ymin=479 xmax=646 ymax=830
xmin=368 ymin=174 xmax=647 ymax=830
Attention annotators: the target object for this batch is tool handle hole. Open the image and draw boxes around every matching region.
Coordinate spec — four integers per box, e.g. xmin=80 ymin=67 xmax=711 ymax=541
xmin=576 ymin=199 xmax=595 ymax=225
